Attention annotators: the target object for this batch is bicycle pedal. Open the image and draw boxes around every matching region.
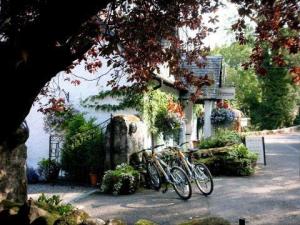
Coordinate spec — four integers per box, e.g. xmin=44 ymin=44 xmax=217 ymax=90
xmin=162 ymin=188 xmax=168 ymax=194
xmin=162 ymin=184 xmax=168 ymax=194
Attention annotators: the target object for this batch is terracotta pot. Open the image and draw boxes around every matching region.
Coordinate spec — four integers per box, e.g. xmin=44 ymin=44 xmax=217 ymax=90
xmin=192 ymin=140 xmax=199 ymax=148
xmin=89 ymin=173 xmax=98 ymax=186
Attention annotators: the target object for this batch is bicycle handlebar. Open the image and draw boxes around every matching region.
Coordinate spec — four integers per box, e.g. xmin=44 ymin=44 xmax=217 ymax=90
xmin=167 ymin=142 xmax=189 ymax=150
xmin=136 ymin=144 xmax=165 ymax=154
xmin=179 ymin=142 xmax=189 ymax=147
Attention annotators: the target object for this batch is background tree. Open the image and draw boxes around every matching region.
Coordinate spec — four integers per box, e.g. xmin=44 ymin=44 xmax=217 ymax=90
xmin=214 ymin=28 xmax=300 ymax=130
xmin=213 ymin=40 xmax=262 ymax=124
xmin=257 ymin=48 xmax=300 ymax=129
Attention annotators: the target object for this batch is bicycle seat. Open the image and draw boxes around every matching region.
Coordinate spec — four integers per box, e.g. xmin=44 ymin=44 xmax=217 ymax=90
xmin=187 ymin=148 xmax=199 ymax=152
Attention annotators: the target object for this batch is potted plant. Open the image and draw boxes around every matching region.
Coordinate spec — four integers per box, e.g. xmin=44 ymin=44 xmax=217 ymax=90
xmin=211 ymin=108 xmax=235 ymax=127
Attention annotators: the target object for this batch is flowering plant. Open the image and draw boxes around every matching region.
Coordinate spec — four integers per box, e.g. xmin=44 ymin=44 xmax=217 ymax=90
xmin=101 ymin=163 xmax=139 ymax=195
xmin=167 ymin=99 xmax=184 ymax=118
xmin=211 ymin=108 xmax=235 ymax=125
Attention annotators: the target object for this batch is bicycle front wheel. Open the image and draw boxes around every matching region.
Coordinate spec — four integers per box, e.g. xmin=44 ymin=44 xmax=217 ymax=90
xmin=194 ymin=163 xmax=214 ymax=195
xmin=147 ymin=162 xmax=161 ymax=191
xmin=170 ymin=166 xmax=192 ymax=200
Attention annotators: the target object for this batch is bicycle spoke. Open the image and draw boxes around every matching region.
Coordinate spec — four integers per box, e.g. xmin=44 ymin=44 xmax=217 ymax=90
xmin=170 ymin=166 xmax=192 ymax=200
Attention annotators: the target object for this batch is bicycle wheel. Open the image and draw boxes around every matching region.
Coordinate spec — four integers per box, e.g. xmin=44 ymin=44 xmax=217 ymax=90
xmin=170 ymin=166 xmax=192 ymax=200
xmin=194 ymin=163 xmax=214 ymax=195
xmin=147 ymin=162 xmax=161 ymax=191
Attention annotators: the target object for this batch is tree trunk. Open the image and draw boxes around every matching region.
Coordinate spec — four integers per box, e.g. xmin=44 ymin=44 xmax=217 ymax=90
xmin=0 ymin=123 xmax=29 ymax=203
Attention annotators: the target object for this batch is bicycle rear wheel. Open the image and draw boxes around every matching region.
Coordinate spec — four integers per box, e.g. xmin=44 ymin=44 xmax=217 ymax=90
xmin=170 ymin=166 xmax=192 ymax=200
xmin=147 ymin=162 xmax=161 ymax=191
xmin=194 ymin=163 xmax=214 ymax=195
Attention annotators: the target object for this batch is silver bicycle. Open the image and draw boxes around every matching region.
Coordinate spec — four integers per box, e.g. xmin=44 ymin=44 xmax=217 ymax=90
xmin=140 ymin=144 xmax=192 ymax=200
xmin=167 ymin=142 xmax=214 ymax=196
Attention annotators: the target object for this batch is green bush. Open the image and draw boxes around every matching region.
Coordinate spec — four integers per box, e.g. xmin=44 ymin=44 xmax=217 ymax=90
xmin=37 ymin=158 xmax=60 ymax=182
xmin=197 ymin=144 xmax=258 ymax=176
xmin=179 ymin=216 xmax=231 ymax=225
xmin=198 ymin=130 xmax=242 ymax=149
xmin=293 ymin=114 xmax=300 ymax=125
xmin=60 ymin=114 xmax=104 ymax=182
xmin=224 ymin=144 xmax=258 ymax=176
xmin=135 ymin=219 xmax=158 ymax=225
xmin=36 ymin=193 xmax=74 ymax=216
xmin=101 ymin=163 xmax=139 ymax=195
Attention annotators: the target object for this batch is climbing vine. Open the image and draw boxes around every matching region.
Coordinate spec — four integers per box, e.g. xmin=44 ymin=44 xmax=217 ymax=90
xmin=83 ymin=88 xmax=184 ymax=139
xmin=143 ymin=90 xmax=183 ymax=139
xmin=82 ymin=89 xmax=144 ymax=112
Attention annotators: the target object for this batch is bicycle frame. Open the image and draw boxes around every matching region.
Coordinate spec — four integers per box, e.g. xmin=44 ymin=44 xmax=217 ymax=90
xmin=174 ymin=148 xmax=194 ymax=177
xmin=153 ymin=153 xmax=172 ymax=181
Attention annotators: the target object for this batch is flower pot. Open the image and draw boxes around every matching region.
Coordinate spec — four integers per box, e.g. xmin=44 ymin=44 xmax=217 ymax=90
xmin=89 ymin=173 xmax=98 ymax=186
xmin=192 ymin=140 xmax=199 ymax=148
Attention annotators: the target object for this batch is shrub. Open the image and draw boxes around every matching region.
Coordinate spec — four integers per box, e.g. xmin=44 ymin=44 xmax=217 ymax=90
xmin=60 ymin=114 xmax=104 ymax=182
xmin=179 ymin=217 xmax=230 ymax=225
xmin=101 ymin=163 xmax=139 ymax=195
xmin=224 ymin=144 xmax=258 ymax=176
xmin=178 ymin=216 xmax=230 ymax=225
xmin=135 ymin=219 xmax=158 ymax=225
xmin=197 ymin=144 xmax=258 ymax=176
xmin=26 ymin=166 xmax=40 ymax=184
xmin=36 ymin=193 xmax=74 ymax=216
xmin=198 ymin=130 xmax=242 ymax=149
xmin=37 ymin=158 xmax=60 ymax=182
xmin=293 ymin=114 xmax=300 ymax=125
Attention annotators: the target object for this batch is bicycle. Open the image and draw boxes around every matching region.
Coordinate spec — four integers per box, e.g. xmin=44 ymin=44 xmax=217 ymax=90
xmin=136 ymin=144 xmax=192 ymax=200
xmin=166 ymin=142 xmax=214 ymax=196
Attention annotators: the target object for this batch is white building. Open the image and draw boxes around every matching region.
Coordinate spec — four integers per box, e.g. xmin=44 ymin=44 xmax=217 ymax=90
xmin=26 ymin=55 xmax=234 ymax=168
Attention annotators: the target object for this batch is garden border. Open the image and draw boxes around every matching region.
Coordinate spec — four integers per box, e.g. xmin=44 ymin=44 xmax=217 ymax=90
xmin=242 ymin=125 xmax=300 ymax=136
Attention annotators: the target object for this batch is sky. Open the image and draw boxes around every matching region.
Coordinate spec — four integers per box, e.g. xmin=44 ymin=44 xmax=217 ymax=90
xmin=203 ymin=2 xmax=239 ymax=48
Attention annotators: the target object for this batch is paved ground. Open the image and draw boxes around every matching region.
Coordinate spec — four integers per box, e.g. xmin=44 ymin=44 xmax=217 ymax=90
xmin=28 ymin=183 xmax=96 ymax=204
xmin=29 ymin=132 xmax=300 ymax=225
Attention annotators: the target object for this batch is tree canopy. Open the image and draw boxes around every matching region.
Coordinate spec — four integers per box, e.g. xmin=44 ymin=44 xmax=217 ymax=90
xmin=0 ymin=0 xmax=299 ymax=143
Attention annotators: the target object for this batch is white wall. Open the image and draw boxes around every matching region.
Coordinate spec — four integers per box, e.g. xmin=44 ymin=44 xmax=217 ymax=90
xmin=25 ymin=59 xmax=199 ymax=168
xmin=25 ymin=62 xmax=137 ymax=168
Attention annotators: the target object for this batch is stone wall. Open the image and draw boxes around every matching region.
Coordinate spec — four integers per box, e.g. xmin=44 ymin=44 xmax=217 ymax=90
xmin=104 ymin=115 xmax=146 ymax=169
xmin=0 ymin=144 xmax=27 ymax=203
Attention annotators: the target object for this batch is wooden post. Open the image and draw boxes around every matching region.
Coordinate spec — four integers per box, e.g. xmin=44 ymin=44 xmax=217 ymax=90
xmin=239 ymin=218 xmax=246 ymax=225
xmin=262 ymin=136 xmax=266 ymax=165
